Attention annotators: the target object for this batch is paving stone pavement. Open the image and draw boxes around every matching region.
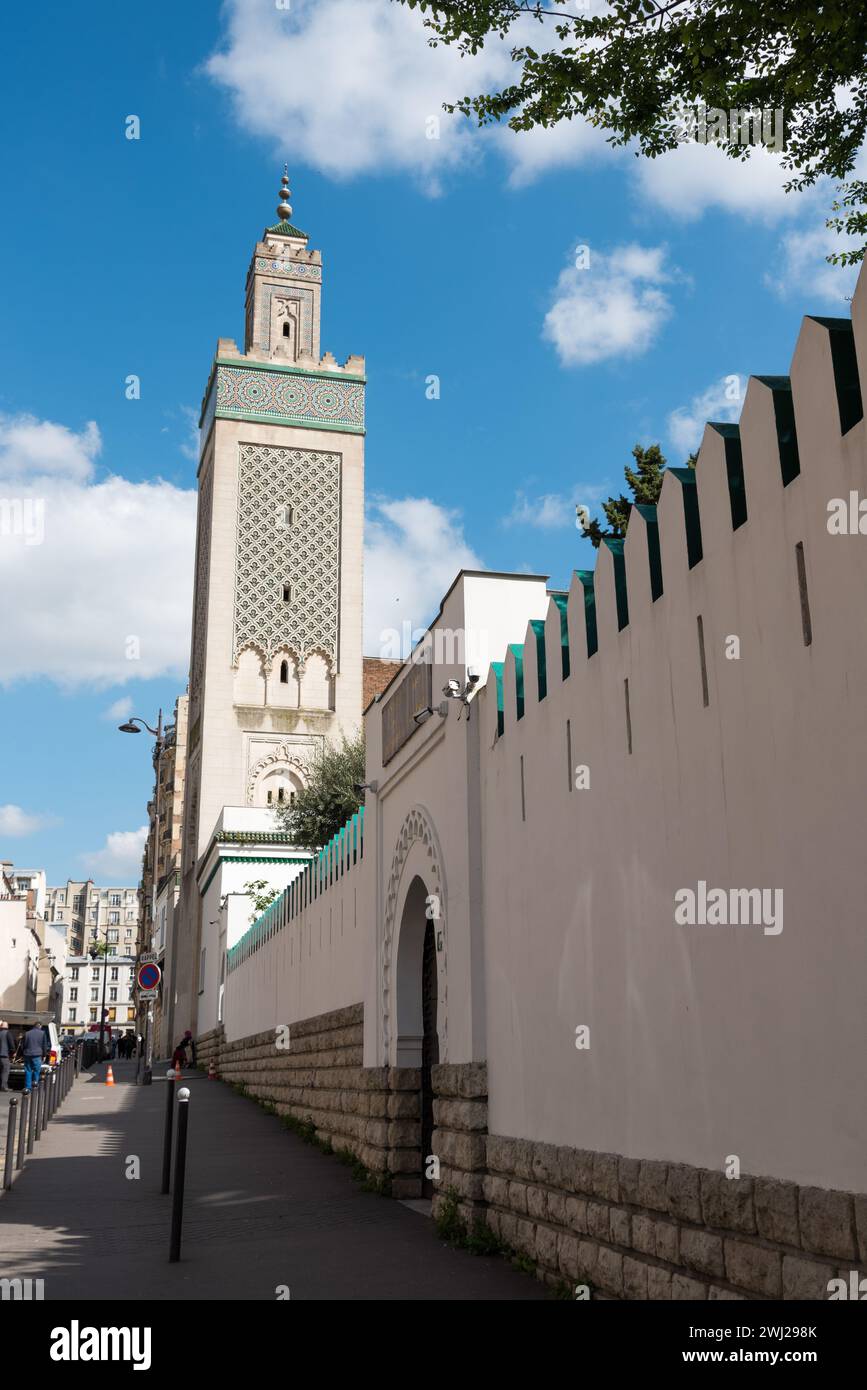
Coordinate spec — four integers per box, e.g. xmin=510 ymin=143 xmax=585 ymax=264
xmin=0 ymin=1060 xmax=548 ymax=1301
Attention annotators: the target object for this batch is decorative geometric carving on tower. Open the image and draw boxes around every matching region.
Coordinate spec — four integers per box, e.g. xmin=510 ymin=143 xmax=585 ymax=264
xmin=189 ymin=461 xmax=214 ymax=736
xmin=233 ymin=443 xmax=341 ymax=667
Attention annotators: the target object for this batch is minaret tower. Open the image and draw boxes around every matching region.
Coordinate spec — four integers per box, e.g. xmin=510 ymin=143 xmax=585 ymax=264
xmin=182 ymin=167 xmax=365 ymax=894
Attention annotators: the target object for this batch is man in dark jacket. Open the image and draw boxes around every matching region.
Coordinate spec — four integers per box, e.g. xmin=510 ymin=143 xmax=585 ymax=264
xmin=0 ymin=1021 xmax=16 ymax=1091
xmin=21 ymin=1021 xmax=47 ymax=1093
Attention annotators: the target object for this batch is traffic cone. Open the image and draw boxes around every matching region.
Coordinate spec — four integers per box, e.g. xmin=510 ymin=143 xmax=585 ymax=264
xmin=208 ymin=1058 xmax=219 ymax=1080
xmin=174 ymin=1060 xmax=182 ymax=1081
xmin=105 ymin=1065 xmax=115 ymax=1086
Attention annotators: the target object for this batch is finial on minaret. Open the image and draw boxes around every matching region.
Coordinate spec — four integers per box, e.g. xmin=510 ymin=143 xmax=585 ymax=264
xmin=276 ymin=165 xmax=293 ymax=222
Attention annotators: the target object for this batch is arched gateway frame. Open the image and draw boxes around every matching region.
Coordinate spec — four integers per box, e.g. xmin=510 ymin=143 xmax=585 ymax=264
xmin=382 ymin=807 xmax=448 ymax=1193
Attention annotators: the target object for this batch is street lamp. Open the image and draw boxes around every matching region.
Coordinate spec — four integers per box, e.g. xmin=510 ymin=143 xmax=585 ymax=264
xmin=88 ymin=930 xmax=111 ymax=1062
xmin=119 ymin=711 xmax=165 ymax=1085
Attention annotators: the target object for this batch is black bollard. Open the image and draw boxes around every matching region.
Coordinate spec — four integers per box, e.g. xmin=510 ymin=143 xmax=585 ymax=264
xmin=3 ymin=1097 xmax=18 ymax=1190
xmin=169 ymin=1087 xmax=190 ymax=1262
xmin=161 ymin=1069 xmax=176 ymax=1194
xmin=27 ymin=1084 xmax=38 ymax=1152
xmin=16 ymin=1091 xmax=29 ymax=1169
xmin=39 ymin=1077 xmax=49 ymax=1134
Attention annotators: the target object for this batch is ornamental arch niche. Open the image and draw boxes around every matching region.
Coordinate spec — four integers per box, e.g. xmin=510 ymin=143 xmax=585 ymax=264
xmin=246 ymin=744 xmax=310 ymax=808
xmin=382 ymin=806 xmax=448 ymax=1071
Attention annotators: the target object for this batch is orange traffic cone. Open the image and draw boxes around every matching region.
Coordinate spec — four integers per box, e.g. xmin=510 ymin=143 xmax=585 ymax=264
xmin=208 ymin=1058 xmax=218 ymax=1080
xmin=174 ymin=1060 xmax=182 ymax=1081
xmin=105 ymin=1065 xmax=115 ymax=1086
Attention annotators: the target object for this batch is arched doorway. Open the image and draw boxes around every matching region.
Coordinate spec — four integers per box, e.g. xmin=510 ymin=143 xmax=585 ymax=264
xmin=395 ymin=875 xmax=440 ymax=1196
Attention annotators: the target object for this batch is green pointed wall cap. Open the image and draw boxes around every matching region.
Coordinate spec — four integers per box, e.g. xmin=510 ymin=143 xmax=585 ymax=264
xmin=266 ymin=220 xmax=309 ymax=239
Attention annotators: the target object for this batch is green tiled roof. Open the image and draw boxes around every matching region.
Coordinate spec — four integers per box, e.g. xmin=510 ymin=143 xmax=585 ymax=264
xmin=217 ymin=831 xmax=297 ymax=845
xmin=267 ymin=220 xmax=308 ymax=239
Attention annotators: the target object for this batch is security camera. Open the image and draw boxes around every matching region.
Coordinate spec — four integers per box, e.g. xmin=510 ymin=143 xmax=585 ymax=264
xmin=413 ymin=705 xmax=432 ymax=725
xmin=466 ymin=668 xmax=479 ymax=686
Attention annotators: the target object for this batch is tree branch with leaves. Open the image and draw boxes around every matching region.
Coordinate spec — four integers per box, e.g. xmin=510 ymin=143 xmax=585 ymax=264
xmin=398 ymin=0 xmax=867 ymax=264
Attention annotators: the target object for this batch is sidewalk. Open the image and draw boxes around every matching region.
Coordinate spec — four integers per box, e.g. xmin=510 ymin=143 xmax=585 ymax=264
xmin=0 ymin=1061 xmax=547 ymax=1300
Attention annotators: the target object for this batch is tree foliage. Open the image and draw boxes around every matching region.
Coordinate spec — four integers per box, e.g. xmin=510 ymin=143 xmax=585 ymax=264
xmin=581 ymin=442 xmax=695 ymax=547
xmin=399 ymin=0 xmax=867 ymax=262
xmin=243 ymin=879 xmax=281 ymax=922
xmin=274 ymin=731 xmax=366 ymax=852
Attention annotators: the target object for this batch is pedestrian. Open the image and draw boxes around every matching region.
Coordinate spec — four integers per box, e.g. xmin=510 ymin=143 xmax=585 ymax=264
xmin=0 ymin=1020 xmax=15 ymax=1091
xmin=185 ymin=1029 xmax=197 ymax=1068
xmin=21 ymin=1020 xmax=47 ymax=1094
xmin=110 ymin=1031 xmax=118 ymax=1060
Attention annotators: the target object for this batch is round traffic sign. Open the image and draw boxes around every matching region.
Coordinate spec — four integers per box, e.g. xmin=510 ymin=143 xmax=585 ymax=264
xmin=137 ymin=961 xmax=161 ymax=991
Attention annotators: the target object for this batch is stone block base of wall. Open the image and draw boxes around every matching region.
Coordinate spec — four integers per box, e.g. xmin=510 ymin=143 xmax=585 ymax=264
xmin=197 ymin=1007 xmax=423 ymax=1197
xmin=431 ymin=1061 xmax=489 ymax=1224
xmin=483 ymin=1138 xmax=867 ymax=1300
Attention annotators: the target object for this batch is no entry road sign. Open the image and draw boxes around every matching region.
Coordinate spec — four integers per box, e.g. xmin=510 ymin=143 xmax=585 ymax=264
xmin=137 ymin=962 xmax=162 ymax=991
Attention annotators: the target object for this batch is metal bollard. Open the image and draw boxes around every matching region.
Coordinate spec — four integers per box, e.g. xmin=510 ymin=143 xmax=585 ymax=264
xmin=169 ymin=1087 xmax=190 ymax=1262
xmin=161 ymin=1069 xmax=176 ymax=1195
xmin=16 ymin=1090 xmax=29 ymax=1169
xmin=39 ymin=1077 xmax=49 ymax=1134
xmin=3 ymin=1097 xmax=18 ymax=1190
xmin=27 ymin=1084 xmax=38 ymax=1152
xmin=50 ymin=1070 xmax=58 ymax=1118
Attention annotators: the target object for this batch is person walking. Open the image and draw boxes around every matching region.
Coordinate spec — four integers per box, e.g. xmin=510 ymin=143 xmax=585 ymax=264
xmin=0 ymin=1020 xmax=16 ymax=1091
xmin=21 ymin=1020 xmax=47 ymax=1094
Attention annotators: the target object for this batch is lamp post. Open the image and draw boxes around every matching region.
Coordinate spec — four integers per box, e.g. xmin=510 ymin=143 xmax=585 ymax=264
xmin=118 ymin=711 xmax=165 ymax=1086
xmin=88 ymin=930 xmax=110 ymax=1062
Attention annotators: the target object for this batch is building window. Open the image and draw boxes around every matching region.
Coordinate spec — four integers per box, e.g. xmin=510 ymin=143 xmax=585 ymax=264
xmin=109 ymin=989 xmax=118 ymax=1003
xmin=91 ymin=968 xmax=100 ymax=981
xmin=109 ymin=912 xmax=120 ymax=925
xmin=281 ymin=581 xmax=292 ymax=603
xmin=90 ymin=988 xmax=98 ymax=1002
xmin=69 ymin=989 xmax=78 ymax=1002
xmin=126 ymin=910 xmax=135 ymax=921
xmin=57 ymin=893 xmax=65 ymax=905
xmin=108 ymin=1008 xmax=116 ymax=1022
xmin=57 ymin=910 xmax=64 ymax=921
xmin=89 ymin=1008 xmax=97 ymax=1022
xmin=276 ymin=504 xmax=293 ymax=529
xmin=280 ymin=659 xmax=289 ymax=684
xmin=109 ymin=893 xmax=121 ymax=907
xmin=108 ymin=929 xmax=119 ymax=942
xmin=110 ymin=967 xmax=119 ymax=981
xmin=127 ymin=1007 xmax=136 ymax=1022
xmin=70 ymin=967 xmax=79 ymax=981
xmin=108 ymin=947 xmax=117 ymax=956
xmin=73 ymin=895 xmax=83 ymax=911
xmin=68 ymin=1008 xmax=76 ymax=1022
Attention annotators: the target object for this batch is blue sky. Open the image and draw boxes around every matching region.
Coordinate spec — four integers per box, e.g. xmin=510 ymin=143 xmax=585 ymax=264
xmin=0 ymin=0 xmax=857 ymax=882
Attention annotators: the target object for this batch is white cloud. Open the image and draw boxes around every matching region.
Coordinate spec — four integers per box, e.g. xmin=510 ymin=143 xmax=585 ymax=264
xmin=0 ymin=413 xmax=196 ymax=688
xmin=667 ymin=374 xmax=747 ymax=455
xmin=503 ymin=483 xmax=612 ymax=529
xmin=0 ymin=804 xmax=58 ymax=837
xmin=102 ymin=697 xmax=134 ymax=722
xmin=204 ymin=0 xmax=611 ymax=192
xmin=765 ymin=222 xmax=859 ymax=306
xmin=543 ymin=244 xmax=675 ymax=367
xmin=82 ymin=827 xmax=148 ymax=883
xmin=635 ymin=140 xmax=799 ymax=223
xmin=364 ymin=496 xmax=482 ymax=656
